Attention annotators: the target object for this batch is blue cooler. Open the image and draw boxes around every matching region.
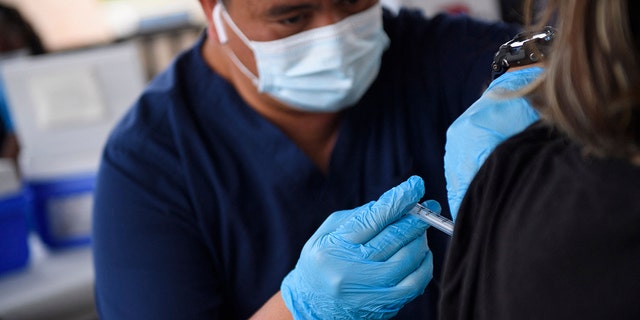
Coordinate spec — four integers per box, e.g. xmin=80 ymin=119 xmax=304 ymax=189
xmin=0 ymin=161 xmax=30 ymax=277
xmin=26 ymin=173 xmax=96 ymax=249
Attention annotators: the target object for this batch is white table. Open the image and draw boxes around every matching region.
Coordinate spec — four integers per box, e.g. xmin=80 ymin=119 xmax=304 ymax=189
xmin=0 ymin=234 xmax=97 ymax=320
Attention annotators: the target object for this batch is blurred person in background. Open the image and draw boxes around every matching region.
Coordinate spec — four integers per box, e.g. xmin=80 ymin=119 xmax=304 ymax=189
xmin=0 ymin=3 xmax=46 ymax=163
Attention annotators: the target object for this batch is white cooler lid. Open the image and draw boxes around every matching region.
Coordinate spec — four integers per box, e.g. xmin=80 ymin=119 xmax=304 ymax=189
xmin=1 ymin=41 xmax=145 ymax=179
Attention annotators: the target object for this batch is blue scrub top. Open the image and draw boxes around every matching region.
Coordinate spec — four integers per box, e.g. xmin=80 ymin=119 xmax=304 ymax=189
xmin=93 ymin=8 xmax=517 ymax=320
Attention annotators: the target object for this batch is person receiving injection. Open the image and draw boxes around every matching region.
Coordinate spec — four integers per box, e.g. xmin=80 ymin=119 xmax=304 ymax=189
xmin=441 ymin=0 xmax=640 ymax=318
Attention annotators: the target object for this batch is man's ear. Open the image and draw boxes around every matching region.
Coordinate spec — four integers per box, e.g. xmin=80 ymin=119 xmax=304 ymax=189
xmin=198 ymin=0 xmax=221 ymax=43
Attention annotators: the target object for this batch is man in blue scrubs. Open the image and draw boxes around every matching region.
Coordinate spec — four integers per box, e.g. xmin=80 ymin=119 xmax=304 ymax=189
xmin=92 ymin=0 xmax=519 ymax=318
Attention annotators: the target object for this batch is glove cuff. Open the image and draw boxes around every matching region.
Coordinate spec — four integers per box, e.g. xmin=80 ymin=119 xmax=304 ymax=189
xmin=280 ymin=270 xmax=318 ymax=320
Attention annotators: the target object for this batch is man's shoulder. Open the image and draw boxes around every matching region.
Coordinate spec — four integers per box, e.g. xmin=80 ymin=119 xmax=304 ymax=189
xmin=103 ymin=57 xmax=196 ymax=159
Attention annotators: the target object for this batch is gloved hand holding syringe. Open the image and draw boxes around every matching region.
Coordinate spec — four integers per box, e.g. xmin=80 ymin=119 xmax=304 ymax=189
xmin=409 ymin=201 xmax=455 ymax=236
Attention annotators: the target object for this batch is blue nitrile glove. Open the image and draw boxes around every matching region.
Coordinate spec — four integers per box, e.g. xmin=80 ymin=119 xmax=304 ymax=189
xmin=445 ymin=67 xmax=543 ymax=220
xmin=280 ymin=176 xmax=436 ymax=320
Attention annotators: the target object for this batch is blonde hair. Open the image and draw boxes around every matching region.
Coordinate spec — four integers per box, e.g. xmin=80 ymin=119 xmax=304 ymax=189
xmin=526 ymin=0 xmax=640 ymax=160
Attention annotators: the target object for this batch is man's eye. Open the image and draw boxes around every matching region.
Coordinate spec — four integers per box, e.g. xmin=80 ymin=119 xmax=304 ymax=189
xmin=279 ymin=14 xmax=305 ymax=25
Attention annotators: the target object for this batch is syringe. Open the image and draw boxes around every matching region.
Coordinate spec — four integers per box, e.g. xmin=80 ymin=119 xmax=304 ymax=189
xmin=409 ymin=203 xmax=454 ymax=236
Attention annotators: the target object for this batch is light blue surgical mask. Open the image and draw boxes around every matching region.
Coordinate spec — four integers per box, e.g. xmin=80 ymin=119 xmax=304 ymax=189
xmin=213 ymin=3 xmax=390 ymax=112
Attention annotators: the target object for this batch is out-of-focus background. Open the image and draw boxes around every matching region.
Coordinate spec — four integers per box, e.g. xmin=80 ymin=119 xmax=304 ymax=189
xmin=0 ymin=0 xmax=526 ymax=319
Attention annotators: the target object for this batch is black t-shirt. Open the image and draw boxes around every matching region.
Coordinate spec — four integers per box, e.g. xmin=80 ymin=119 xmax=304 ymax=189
xmin=440 ymin=121 xmax=640 ymax=320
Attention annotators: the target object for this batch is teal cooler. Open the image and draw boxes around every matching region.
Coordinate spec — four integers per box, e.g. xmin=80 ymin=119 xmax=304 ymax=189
xmin=0 ymin=189 xmax=30 ymax=276
xmin=27 ymin=173 xmax=96 ymax=249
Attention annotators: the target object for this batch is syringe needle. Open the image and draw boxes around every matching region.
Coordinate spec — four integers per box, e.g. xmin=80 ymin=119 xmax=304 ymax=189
xmin=409 ymin=203 xmax=454 ymax=236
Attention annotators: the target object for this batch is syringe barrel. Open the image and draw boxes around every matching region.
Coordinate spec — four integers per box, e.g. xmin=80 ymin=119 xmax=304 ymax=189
xmin=409 ymin=203 xmax=454 ymax=236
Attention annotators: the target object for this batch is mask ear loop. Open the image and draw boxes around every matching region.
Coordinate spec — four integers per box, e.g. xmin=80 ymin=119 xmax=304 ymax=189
xmin=217 ymin=3 xmax=254 ymax=48
xmin=212 ymin=3 xmax=228 ymax=44
xmin=212 ymin=2 xmax=260 ymax=87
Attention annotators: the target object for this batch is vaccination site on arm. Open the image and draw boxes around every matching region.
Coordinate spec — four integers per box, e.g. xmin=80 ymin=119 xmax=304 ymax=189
xmin=5 ymin=0 xmax=638 ymax=319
